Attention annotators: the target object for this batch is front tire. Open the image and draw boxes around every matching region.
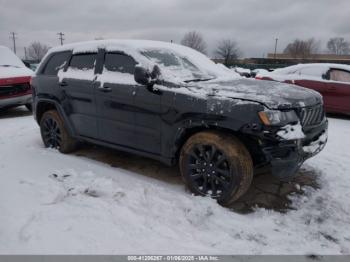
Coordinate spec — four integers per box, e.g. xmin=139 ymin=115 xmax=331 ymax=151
xmin=40 ymin=110 xmax=78 ymax=153
xmin=179 ymin=131 xmax=253 ymax=207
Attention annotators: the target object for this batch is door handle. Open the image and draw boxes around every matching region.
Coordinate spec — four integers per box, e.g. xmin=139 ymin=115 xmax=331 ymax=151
xmin=327 ymin=87 xmax=336 ymax=91
xmin=98 ymin=86 xmax=112 ymax=92
xmin=59 ymin=81 xmax=68 ymax=87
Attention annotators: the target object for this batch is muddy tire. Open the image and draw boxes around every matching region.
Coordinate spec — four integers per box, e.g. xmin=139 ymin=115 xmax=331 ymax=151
xmin=179 ymin=131 xmax=254 ymax=207
xmin=40 ymin=110 xmax=78 ymax=153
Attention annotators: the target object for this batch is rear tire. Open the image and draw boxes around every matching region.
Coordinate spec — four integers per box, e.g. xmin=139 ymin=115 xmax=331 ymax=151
xmin=179 ymin=131 xmax=254 ymax=207
xmin=40 ymin=110 xmax=78 ymax=153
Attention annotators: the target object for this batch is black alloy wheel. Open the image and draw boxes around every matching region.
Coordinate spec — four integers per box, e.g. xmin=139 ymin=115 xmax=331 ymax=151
xmin=186 ymin=144 xmax=235 ymax=198
xmin=180 ymin=131 xmax=254 ymax=207
xmin=42 ymin=117 xmax=62 ymax=149
xmin=40 ymin=110 xmax=78 ymax=153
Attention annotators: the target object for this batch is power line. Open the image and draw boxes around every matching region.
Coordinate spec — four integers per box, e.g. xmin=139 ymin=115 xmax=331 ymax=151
xmin=57 ymin=32 xmax=65 ymax=45
xmin=10 ymin=32 xmax=17 ymax=54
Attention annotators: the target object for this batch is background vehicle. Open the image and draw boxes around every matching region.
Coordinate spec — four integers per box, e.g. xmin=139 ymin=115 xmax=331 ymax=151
xmin=250 ymin=68 xmax=269 ymax=78
xmin=0 ymin=46 xmax=33 ymax=111
xmin=256 ymin=63 xmax=350 ymax=115
xmin=233 ymin=66 xmax=252 ymax=78
xmin=32 ymin=40 xmax=327 ymax=206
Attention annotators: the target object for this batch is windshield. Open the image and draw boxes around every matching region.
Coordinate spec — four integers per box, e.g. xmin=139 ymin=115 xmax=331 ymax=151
xmin=141 ymin=49 xmax=215 ymax=82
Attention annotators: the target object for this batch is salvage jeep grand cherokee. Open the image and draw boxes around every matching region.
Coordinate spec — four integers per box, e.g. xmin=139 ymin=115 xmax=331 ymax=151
xmin=32 ymin=40 xmax=328 ymax=206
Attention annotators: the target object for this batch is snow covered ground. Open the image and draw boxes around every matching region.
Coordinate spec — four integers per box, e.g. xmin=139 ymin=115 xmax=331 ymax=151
xmin=0 ymin=107 xmax=350 ymax=255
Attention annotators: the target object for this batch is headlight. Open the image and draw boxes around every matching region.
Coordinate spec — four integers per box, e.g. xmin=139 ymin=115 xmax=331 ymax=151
xmin=258 ymin=110 xmax=298 ymax=126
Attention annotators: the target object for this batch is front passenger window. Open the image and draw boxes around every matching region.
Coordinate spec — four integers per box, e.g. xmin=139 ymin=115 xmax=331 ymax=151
xmin=42 ymin=51 xmax=71 ymax=76
xmin=104 ymin=53 xmax=136 ymax=75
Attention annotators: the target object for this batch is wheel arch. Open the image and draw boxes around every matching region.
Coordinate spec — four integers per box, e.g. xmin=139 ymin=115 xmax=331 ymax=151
xmin=174 ymin=125 xmax=259 ymax=163
xmin=35 ymin=99 xmax=76 ymax=137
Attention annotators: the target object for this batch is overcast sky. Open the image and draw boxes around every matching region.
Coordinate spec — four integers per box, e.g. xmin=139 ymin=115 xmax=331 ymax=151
xmin=0 ymin=0 xmax=349 ymax=59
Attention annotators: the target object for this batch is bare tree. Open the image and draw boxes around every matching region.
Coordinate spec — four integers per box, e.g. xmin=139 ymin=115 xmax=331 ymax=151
xmin=181 ymin=31 xmax=207 ymax=54
xmin=215 ymin=39 xmax=241 ymax=66
xmin=327 ymin=37 xmax=349 ymax=55
xmin=283 ymin=38 xmax=320 ymax=59
xmin=27 ymin=42 xmax=50 ymax=62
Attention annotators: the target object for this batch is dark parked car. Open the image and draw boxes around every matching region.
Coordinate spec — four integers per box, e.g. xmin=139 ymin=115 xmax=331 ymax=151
xmin=32 ymin=40 xmax=328 ymax=206
xmin=0 ymin=46 xmax=33 ymax=111
xmin=256 ymin=63 xmax=350 ymax=115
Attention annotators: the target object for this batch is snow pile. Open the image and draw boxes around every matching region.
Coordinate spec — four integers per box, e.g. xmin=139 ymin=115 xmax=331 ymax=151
xmin=0 ymin=112 xmax=350 ymax=254
xmin=58 ymin=68 xmax=95 ymax=82
xmin=98 ymin=69 xmax=137 ymax=86
xmin=277 ymin=122 xmax=305 ymax=140
xmin=303 ymin=131 xmax=328 ymax=154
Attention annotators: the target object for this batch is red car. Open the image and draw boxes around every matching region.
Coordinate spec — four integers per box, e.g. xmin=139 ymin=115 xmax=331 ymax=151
xmin=256 ymin=63 xmax=350 ymax=115
xmin=0 ymin=46 xmax=33 ymax=111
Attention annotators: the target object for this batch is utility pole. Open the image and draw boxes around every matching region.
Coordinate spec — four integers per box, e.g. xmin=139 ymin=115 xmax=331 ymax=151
xmin=274 ymin=38 xmax=279 ymax=60
xmin=57 ymin=32 xmax=65 ymax=45
xmin=10 ymin=32 xmax=17 ymax=54
xmin=24 ymin=47 xmax=28 ymax=60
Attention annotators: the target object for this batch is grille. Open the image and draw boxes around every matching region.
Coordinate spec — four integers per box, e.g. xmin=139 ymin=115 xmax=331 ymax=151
xmin=0 ymin=83 xmax=30 ymax=98
xmin=298 ymin=105 xmax=325 ymax=127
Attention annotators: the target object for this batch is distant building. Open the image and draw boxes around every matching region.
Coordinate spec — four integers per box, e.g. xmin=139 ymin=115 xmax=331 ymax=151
xmin=266 ymin=53 xmax=350 ymax=64
xmin=212 ymin=54 xmax=350 ymax=71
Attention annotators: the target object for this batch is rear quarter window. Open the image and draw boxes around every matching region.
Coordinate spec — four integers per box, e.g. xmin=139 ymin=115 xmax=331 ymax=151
xmin=299 ymin=67 xmax=325 ymax=78
xmin=42 ymin=51 xmax=71 ymax=76
xmin=330 ymin=69 xmax=350 ymax=83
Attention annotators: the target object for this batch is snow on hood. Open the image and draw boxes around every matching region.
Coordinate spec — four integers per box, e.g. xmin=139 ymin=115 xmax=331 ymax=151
xmin=0 ymin=66 xmax=33 ymax=79
xmin=168 ymin=78 xmax=323 ymax=109
xmin=0 ymin=46 xmax=33 ymax=78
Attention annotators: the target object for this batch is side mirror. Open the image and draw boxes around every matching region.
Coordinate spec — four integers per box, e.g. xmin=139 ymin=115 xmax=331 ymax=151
xmin=134 ymin=65 xmax=161 ymax=87
xmin=134 ymin=65 xmax=151 ymax=86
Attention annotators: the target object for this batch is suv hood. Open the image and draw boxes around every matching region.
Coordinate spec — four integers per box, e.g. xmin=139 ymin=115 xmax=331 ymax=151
xmin=188 ymin=78 xmax=322 ymax=109
xmin=0 ymin=66 xmax=33 ymax=79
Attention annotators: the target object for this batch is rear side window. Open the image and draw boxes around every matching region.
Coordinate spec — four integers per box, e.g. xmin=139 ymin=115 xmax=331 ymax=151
xmin=299 ymin=67 xmax=324 ymax=77
xmin=69 ymin=53 xmax=97 ymax=70
xmin=104 ymin=53 xmax=136 ymax=74
xmin=42 ymin=52 xmax=71 ymax=76
xmin=330 ymin=69 xmax=350 ymax=83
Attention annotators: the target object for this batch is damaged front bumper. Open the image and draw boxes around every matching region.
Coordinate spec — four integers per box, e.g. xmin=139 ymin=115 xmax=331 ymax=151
xmin=261 ymin=119 xmax=328 ymax=180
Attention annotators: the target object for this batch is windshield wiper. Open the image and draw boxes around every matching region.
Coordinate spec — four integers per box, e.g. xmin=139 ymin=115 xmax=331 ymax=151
xmin=184 ymin=78 xmax=214 ymax=83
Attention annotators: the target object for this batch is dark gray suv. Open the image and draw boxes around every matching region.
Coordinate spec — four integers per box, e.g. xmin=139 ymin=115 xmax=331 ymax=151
xmin=32 ymin=40 xmax=328 ymax=206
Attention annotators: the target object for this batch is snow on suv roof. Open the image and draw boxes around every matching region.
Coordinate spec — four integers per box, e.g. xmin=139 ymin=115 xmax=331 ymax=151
xmin=43 ymin=39 xmax=236 ymax=80
xmin=48 ymin=39 xmax=201 ymax=55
